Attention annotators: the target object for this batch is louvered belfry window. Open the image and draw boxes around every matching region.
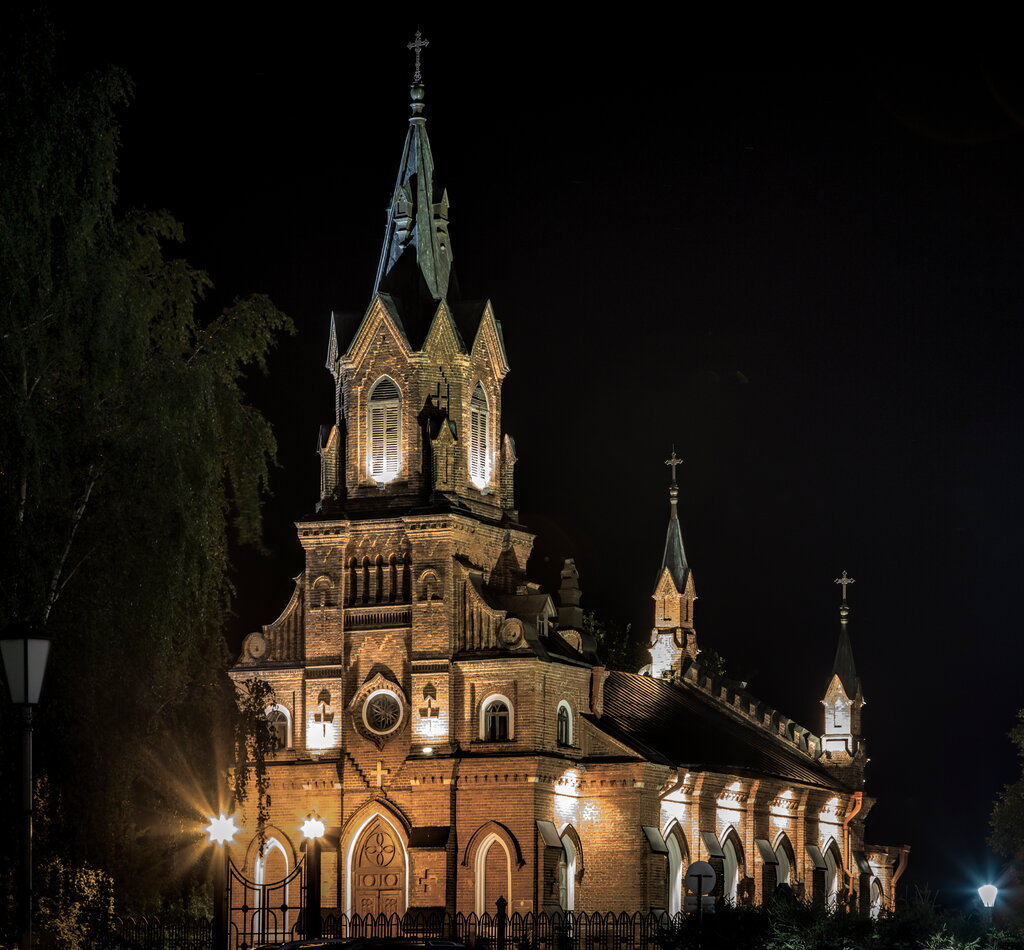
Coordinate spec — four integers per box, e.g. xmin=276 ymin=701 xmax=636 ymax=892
xmin=367 ymin=377 xmax=400 ymax=482
xmin=469 ymin=383 xmax=490 ymax=488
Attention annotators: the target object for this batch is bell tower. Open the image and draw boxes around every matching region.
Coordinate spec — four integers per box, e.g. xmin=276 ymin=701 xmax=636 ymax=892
xmin=317 ymin=46 xmax=517 ymax=523
xmin=648 ymin=451 xmax=698 ymax=678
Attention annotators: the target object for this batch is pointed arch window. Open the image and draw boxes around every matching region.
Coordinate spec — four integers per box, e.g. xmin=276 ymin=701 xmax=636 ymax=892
xmin=469 ymin=383 xmax=490 ymax=489
xmin=367 ymin=377 xmax=401 ymax=483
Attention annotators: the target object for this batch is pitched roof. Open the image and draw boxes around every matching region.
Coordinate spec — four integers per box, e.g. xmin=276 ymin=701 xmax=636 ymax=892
xmin=593 ymin=671 xmax=847 ymax=790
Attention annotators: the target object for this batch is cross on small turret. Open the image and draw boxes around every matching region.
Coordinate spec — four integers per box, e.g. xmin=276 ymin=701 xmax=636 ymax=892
xmin=665 ymin=449 xmax=684 ymax=484
xmin=834 ymin=570 xmax=856 ymax=603
xmin=407 ymin=30 xmax=429 ymax=83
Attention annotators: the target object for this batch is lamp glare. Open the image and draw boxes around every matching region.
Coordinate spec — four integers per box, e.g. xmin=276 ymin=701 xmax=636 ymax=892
xmin=301 ymin=816 xmax=326 ymax=840
xmin=205 ymin=814 xmax=239 ymax=846
xmin=978 ymin=884 xmax=998 ymax=908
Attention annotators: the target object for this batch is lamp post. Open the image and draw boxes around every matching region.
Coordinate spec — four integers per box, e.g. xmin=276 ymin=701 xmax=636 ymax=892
xmin=301 ymin=814 xmax=326 ymax=940
xmin=205 ymin=814 xmax=239 ymax=950
xmin=1 ymin=625 xmax=51 ymax=950
xmin=978 ymin=884 xmax=998 ymax=927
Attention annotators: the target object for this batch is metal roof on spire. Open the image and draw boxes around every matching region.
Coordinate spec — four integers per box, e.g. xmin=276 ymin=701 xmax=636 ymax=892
xmin=373 ymin=31 xmax=454 ymax=309
xmin=660 ymin=450 xmax=690 ymax=591
xmin=831 ymin=571 xmax=860 ymax=697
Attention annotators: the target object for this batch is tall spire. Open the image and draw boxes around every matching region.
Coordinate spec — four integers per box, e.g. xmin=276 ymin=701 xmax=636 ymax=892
xmin=821 ymin=570 xmax=866 ymax=780
xmin=832 ymin=570 xmax=859 ymax=697
xmin=660 ymin=449 xmax=690 ymax=591
xmin=373 ymin=31 xmax=455 ymax=308
xmin=647 ymin=451 xmax=698 ymax=678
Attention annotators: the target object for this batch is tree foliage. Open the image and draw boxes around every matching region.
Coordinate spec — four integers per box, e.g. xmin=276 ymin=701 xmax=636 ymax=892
xmin=990 ymin=708 xmax=1024 ymax=868
xmin=233 ymin=678 xmax=278 ymax=857
xmin=0 ymin=13 xmax=292 ymax=919
xmin=583 ymin=611 xmax=636 ymax=670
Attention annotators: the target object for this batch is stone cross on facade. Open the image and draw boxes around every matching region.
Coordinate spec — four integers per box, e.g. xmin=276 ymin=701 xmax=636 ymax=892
xmin=834 ymin=570 xmax=856 ymax=603
xmin=374 ymin=760 xmax=390 ymax=787
xmin=407 ymin=30 xmax=429 ymax=83
xmin=665 ymin=449 xmax=683 ymax=484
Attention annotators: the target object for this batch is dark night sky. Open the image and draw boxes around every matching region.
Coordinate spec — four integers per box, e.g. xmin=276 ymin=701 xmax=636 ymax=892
xmin=58 ymin=14 xmax=1024 ymax=909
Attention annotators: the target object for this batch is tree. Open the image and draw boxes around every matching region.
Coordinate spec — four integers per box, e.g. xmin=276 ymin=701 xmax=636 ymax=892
xmin=990 ymin=708 xmax=1024 ymax=869
xmin=0 ymin=13 xmax=292 ymax=920
xmin=583 ymin=611 xmax=636 ymax=670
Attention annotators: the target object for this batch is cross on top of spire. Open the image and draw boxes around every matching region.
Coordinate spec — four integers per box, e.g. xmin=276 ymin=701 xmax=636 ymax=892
xmin=665 ymin=449 xmax=684 ymax=484
xmin=834 ymin=570 xmax=856 ymax=603
xmin=407 ymin=30 xmax=429 ymax=83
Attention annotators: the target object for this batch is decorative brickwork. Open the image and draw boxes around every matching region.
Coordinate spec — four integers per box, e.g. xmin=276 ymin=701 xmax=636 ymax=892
xmin=228 ymin=63 xmax=904 ymax=923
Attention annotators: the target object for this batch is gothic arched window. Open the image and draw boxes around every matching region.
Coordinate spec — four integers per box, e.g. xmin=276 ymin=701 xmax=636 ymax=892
xmin=468 ymin=383 xmax=490 ymax=489
xmin=367 ymin=377 xmax=400 ymax=483
xmin=556 ymin=702 xmax=572 ymax=746
xmin=823 ymin=839 xmax=841 ymax=910
xmin=722 ymin=833 xmax=740 ymax=904
xmin=482 ymin=697 xmax=511 ymax=741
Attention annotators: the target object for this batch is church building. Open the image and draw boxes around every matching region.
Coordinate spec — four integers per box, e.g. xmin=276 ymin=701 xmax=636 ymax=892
xmin=229 ymin=50 xmax=907 ymax=922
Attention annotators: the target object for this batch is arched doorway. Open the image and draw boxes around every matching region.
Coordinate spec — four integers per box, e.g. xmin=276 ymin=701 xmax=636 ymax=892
xmin=350 ymin=816 xmax=407 ymax=917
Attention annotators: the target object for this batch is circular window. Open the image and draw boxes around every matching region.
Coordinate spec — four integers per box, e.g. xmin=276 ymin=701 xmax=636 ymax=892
xmin=362 ymin=689 xmax=403 ymax=736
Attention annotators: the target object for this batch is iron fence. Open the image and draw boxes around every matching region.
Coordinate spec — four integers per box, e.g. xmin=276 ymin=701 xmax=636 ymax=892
xmin=94 ymin=907 xmax=687 ymax=950
xmin=96 ymin=914 xmax=212 ymax=950
xmin=320 ymin=908 xmax=686 ymax=950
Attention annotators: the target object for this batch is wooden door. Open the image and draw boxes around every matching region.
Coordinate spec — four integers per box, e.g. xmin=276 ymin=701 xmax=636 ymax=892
xmin=351 ymin=817 xmax=405 ymax=917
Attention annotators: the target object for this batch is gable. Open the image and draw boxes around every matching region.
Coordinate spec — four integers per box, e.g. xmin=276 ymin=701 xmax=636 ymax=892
xmin=343 ymin=294 xmax=413 ymax=367
xmin=422 ymin=300 xmax=468 ymax=359
xmin=470 ymin=302 xmax=510 ymax=379
xmin=653 ymin=566 xmax=682 ymax=599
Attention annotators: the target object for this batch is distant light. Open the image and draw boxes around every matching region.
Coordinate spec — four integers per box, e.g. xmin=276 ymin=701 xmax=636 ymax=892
xmin=301 ymin=816 xmax=326 ymax=840
xmin=205 ymin=814 xmax=239 ymax=846
xmin=978 ymin=884 xmax=998 ymax=908
xmin=422 ymin=746 xmax=433 ymax=755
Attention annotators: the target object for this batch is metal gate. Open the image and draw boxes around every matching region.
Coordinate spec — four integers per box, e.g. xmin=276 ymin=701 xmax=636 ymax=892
xmin=225 ymin=855 xmax=305 ymax=950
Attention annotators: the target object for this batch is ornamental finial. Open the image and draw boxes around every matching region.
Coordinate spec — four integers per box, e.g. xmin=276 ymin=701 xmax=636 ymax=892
xmin=834 ymin=570 xmax=855 ymax=621
xmin=665 ymin=448 xmax=683 ymax=485
xmin=407 ymin=29 xmax=429 ymax=84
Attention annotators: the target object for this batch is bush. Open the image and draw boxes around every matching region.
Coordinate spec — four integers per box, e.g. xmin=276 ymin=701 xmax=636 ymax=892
xmin=35 ymin=858 xmax=114 ymax=950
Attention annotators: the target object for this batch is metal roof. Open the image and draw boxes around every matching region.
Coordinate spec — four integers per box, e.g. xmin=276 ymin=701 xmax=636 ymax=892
xmin=595 ymin=671 xmax=848 ymax=790
xmin=659 ymin=484 xmax=690 ymax=592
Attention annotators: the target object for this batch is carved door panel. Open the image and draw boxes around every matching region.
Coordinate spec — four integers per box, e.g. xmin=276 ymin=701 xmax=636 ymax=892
xmin=352 ymin=817 xmax=406 ymax=916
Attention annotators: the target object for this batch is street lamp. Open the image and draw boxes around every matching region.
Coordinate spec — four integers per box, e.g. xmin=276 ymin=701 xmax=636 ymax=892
xmin=978 ymin=884 xmax=998 ymax=927
xmin=205 ymin=814 xmax=239 ymax=950
xmin=1 ymin=625 xmax=52 ymax=950
xmin=301 ymin=813 xmax=326 ymax=941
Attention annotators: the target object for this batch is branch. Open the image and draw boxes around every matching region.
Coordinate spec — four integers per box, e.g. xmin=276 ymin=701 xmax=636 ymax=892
xmin=43 ymin=466 xmax=100 ymax=623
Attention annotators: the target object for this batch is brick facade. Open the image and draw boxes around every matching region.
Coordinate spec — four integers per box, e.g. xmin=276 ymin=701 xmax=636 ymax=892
xmin=227 ymin=73 xmax=904 ymax=922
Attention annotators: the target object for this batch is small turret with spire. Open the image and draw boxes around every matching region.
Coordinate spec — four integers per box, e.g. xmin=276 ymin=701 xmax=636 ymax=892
xmin=648 ymin=450 xmax=698 ymax=678
xmin=821 ymin=571 xmax=867 ymax=783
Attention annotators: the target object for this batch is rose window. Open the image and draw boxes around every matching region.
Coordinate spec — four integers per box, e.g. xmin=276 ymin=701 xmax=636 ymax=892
xmin=363 ymin=689 xmax=403 ymax=736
